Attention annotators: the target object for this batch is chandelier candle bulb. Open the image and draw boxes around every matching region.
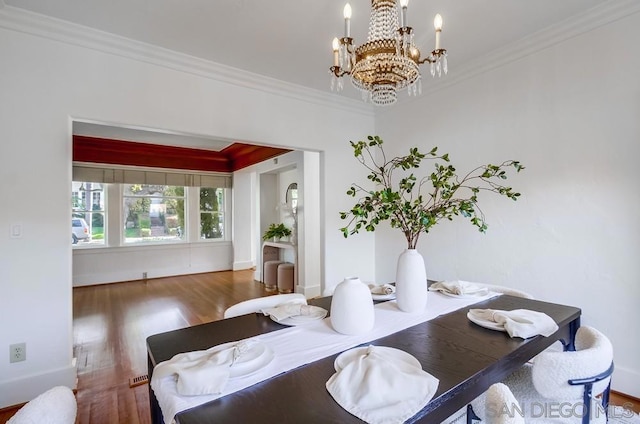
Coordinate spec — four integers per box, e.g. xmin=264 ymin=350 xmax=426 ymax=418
xmin=343 ymin=3 xmax=352 ymax=37
xmin=400 ymin=0 xmax=408 ymax=27
xmin=332 ymin=38 xmax=340 ymax=66
xmin=434 ymin=14 xmax=443 ymax=50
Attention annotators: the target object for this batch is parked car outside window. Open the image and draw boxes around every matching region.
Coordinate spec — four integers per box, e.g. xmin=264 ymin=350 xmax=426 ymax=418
xmin=72 ymin=218 xmax=90 ymax=244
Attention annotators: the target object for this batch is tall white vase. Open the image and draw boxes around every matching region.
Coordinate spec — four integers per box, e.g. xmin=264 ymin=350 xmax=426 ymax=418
xmin=330 ymin=277 xmax=375 ymax=335
xmin=395 ymin=249 xmax=428 ymax=313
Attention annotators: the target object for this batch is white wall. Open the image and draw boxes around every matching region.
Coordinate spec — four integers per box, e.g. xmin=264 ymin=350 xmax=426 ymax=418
xmin=375 ymin=12 xmax=640 ymax=397
xmin=234 ymin=150 xmax=326 ymax=297
xmin=259 ymin=173 xmax=279 ymax=240
xmin=232 ymin=171 xmax=256 ymax=271
xmin=72 ymin=242 xmax=233 ymax=286
xmin=0 ymin=7 xmax=375 ymax=407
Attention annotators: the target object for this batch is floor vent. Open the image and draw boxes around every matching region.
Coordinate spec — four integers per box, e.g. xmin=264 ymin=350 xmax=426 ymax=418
xmin=129 ymin=374 xmax=149 ymax=388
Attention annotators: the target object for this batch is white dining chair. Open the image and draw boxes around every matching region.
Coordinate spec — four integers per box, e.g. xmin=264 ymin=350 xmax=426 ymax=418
xmin=483 ymin=283 xmax=534 ymax=299
xmin=442 ymin=383 xmax=524 ymax=424
xmin=499 ymin=326 xmax=613 ymax=424
xmin=483 ymin=383 xmax=526 ymax=424
xmin=473 ymin=383 xmax=526 ymax=424
xmin=449 ymin=326 xmax=614 ymax=424
xmin=504 ymin=326 xmax=613 ymax=424
xmin=7 ymin=386 xmax=77 ymax=424
xmin=223 ymin=293 xmax=306 ymax=319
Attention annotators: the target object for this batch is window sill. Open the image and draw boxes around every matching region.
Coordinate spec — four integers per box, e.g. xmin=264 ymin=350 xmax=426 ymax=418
xmin=73 ymin=240 xmax=232 ymax=255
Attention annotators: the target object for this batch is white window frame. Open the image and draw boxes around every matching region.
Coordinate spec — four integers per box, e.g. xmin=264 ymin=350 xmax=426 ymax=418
xmin=196 ymin=187 xmax=228 ymax=241
xmin=73 ymin=183 xmax=231 ymax=248
xmin=72 ymin=181 xmax=106 ymax=248
xmin=121 ymin=184 xmax=187 ymax=245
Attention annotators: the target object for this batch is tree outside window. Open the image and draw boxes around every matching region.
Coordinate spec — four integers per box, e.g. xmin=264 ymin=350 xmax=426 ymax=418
xmin=200 ymin=187 xmax=224 ymax=239
xmin=123 ymin=184 xmax=185 ymax=243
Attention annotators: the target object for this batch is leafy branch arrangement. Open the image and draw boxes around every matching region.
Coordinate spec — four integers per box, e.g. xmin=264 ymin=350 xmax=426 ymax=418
xmin=339 ymin=136 xmax=525 ymax=249
xmin=263 ymin=223 xmax=292 ymax=241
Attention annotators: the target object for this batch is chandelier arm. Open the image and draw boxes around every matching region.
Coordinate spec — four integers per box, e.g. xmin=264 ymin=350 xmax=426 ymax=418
xmin=330 ymin=66 xmax=350 ymax=78
xmin=416 ymin=49 xmax=447 ymax=65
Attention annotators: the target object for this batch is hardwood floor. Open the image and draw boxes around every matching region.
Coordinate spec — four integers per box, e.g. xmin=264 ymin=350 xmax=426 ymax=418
xmin=1 ymin=270 xmax=638 ymax=423
xmin=73 ymin=270 xmax=268 ymax=424
xmin=0 ymin=270 xmax=270 ymax=424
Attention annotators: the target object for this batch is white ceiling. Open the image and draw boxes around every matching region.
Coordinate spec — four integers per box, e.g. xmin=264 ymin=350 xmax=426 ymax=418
xmin=6 ymin=0 xmax=606 ymax=102
xmin=6 ymin=0 xmax=614 ymax=149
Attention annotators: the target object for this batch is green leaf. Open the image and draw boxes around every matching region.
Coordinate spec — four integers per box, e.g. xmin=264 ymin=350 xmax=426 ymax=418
xmin=340 ymin=136 xmax=524 ymax=242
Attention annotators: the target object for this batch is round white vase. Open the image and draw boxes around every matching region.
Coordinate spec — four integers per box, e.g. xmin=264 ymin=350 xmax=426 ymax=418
xmin=395 ymin=249 xmax=428 ymax=313
xmin=330 ymin=277 xmax=375 ymax=335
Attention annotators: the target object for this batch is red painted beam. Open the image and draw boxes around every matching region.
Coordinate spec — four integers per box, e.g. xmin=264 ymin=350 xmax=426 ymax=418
xmin=73 ymin=136 xmax=291 ymax=172
xmin=222 ymin=143 xmax=292 ymax=171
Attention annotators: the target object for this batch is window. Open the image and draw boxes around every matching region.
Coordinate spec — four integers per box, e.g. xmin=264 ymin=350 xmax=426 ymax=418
xmin=71 ymin=182 xmax=105 ymax=245
xmin=123 ymin=184 xmax=185 ymax=244
xmin=200 ymin=187 xmax=224 ymax=239
xmin=72 ymin=177 xmax=229 ymax=246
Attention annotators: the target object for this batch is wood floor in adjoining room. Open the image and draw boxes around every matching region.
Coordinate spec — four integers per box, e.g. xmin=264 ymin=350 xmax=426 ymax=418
xmin=72 ymin=269 xmax=268 ymax=424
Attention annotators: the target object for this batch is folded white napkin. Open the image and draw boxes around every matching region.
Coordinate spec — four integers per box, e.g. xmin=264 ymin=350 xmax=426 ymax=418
xmin=429 ymin=280 xmax=488 ymax=296
xmin=261 ymin=302 xmax=319 ymax=323
xmin=326 ymin=345 xmax=439 ymax=424
xmin=368 ymin=283 xmax=396 ymax=295
xmin=468 ymin=309 xmax=559 ymax=339
xmin=151 ymin=340 xmax=257 ymax=396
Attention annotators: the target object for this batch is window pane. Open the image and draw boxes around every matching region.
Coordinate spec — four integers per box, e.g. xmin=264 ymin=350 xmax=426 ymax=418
xmin=200 ymin=188 xmax=224 ymax=239
xmin=72 ymin=181 xmax=105 ymax=246
xmin=123 ymin=184 xmax=185 ymax=244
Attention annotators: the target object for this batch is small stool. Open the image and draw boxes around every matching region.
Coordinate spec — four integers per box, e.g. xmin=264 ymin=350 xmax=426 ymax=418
xmin=277 ymin=262 xmax=295 ymax=294
xmin=263 ymin=260 xmax=283 ymax=292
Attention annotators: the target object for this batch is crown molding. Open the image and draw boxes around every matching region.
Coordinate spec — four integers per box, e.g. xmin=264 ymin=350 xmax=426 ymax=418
xmin=0 ymin=6 xmax=373 ymax=117
xmin=396 ymin=0 xmax=640 ymax=106
xmin=3 ymin=1 xmax=637 ymax=115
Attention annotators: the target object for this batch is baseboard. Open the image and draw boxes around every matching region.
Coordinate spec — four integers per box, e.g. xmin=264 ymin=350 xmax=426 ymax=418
xmin=296 ymin=284 xmax=321 ymax=299
xmin=73 ymin=263 xmax=233 ymax=286
xmin=0 ymin=363 xmax=77 ymax=408
xmin=613 ymin=365 xmax=640 ymax=399
xmin=232 ymin=260 xmax=254 ymax=271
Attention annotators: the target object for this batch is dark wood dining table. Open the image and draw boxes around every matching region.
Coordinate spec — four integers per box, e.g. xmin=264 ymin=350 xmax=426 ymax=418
xmin=146 ymin=294 xmax=580 ymax=424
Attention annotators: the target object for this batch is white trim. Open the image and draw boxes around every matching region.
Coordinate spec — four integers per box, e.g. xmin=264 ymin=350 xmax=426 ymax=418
xmin=73 ymin=161 xmax=232 ymax=178
xmin=394 ymin=0 xmax=640 ymax=102
xmin=0 ymin=6 xmax=373 ymax=117
xmin=3 ymin=2 xmax=638 ymax=115
xmin=296 ymin=284 xmax=321 ymax=299
xmin=232 ymin=260 xmax=254 ymax=271
xmin=2 ymin=3 xmax=639 ymax=114
xmin=0 ymin=364 xmax=77 ymax=407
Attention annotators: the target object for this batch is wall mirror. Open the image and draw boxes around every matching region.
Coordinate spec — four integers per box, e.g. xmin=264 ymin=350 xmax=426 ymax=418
xmin=286 ymin=183 xmax=298 ymax=210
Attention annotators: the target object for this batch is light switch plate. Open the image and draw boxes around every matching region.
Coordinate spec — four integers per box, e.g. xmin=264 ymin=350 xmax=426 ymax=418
xmin=10 ymin=223 xmax=22 ymax=238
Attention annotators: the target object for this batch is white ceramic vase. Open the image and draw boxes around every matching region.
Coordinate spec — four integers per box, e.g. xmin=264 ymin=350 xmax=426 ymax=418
xmin=395 ymin=249 xmax=428 ymax=313
xmin=330 ymin=277 xmax=375 ymax=335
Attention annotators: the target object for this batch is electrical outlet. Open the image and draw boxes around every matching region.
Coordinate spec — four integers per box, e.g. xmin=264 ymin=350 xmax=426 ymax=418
xmin=142 ymin=272 xmax=148 ymax=280
xmin=10 ymin=343 xmax=26 ymax=363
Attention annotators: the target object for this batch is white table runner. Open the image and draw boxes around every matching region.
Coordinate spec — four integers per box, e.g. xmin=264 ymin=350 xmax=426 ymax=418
xmin=151 ymin=291 xmax=499 ymax=424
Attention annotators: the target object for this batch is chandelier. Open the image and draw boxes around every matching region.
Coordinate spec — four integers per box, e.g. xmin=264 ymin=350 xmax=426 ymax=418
xmin=330 ymin=0 xmax=447 ymax=106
